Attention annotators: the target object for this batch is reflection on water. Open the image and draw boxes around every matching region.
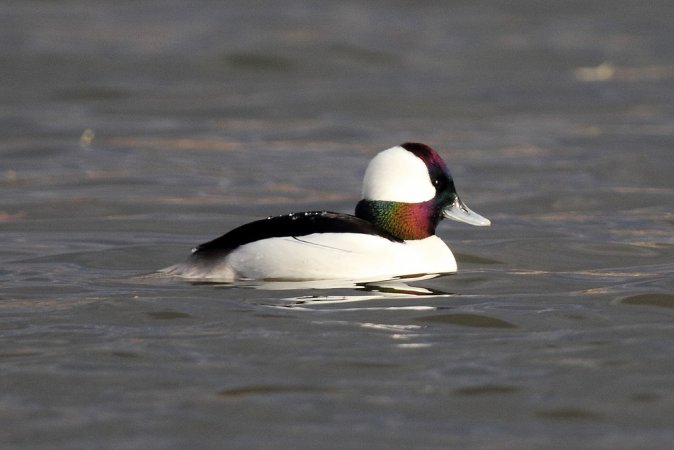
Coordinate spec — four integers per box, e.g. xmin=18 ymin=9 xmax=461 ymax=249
xmin=224 ymin=275 xmax=451 ymax=294
xmin=159 ymin=273 xmax=457 ymax=306
xmin=414 ymin=313 xmax=518 ymax=329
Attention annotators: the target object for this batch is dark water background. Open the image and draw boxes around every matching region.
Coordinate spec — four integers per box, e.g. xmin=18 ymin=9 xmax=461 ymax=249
xmin=1 ymin=1 xmax=673 ymax=449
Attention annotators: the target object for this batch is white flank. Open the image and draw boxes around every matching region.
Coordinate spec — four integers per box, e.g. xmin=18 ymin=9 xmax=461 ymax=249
xmin=165 ymin=233 xmax=456 ymax=281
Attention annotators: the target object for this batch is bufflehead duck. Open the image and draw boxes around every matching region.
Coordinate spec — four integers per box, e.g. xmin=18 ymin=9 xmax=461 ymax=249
xmin=162 ymin=142 xmax=490 ymax=282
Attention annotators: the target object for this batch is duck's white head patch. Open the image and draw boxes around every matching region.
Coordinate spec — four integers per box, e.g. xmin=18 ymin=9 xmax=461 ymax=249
xmin=361 ymin=146 xmax=435 ymax=202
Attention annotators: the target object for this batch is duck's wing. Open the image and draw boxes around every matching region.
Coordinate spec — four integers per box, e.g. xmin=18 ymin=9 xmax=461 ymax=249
xmin=191 ymin=211 xmax=402 ymax=261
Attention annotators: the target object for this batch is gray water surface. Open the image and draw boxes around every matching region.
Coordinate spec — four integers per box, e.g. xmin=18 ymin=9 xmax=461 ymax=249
xmin=2 ymin=1 xmax=674 ymax=449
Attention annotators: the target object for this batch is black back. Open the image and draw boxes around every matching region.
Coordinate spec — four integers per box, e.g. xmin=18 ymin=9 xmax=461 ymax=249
xmin=191 ymin=210 xmax=402 ymax=261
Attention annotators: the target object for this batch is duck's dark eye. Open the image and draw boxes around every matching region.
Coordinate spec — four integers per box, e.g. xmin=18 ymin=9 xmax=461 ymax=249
xmin=433 ymin=176 xmax=448 ymax=191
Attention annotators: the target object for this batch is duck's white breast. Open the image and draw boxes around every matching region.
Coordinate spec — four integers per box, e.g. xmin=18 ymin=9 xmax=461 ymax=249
xmin=170 ymin=233 xmax=456 ymax=281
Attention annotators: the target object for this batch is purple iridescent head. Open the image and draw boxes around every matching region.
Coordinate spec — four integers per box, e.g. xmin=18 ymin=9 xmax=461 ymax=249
xmin=356 ymin=143 xmax=489 ymax=240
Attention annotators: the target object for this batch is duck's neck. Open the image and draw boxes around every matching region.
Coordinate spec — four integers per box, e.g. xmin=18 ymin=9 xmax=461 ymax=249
xmin=355 ymin=199 xmax=441 ymax=240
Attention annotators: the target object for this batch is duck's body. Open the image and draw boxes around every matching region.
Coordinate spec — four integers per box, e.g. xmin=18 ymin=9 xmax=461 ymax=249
xmin=162 ymin=143 xmax=490 ymax=282
xmin=165 ymin=211 xmax=456 ymax=281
